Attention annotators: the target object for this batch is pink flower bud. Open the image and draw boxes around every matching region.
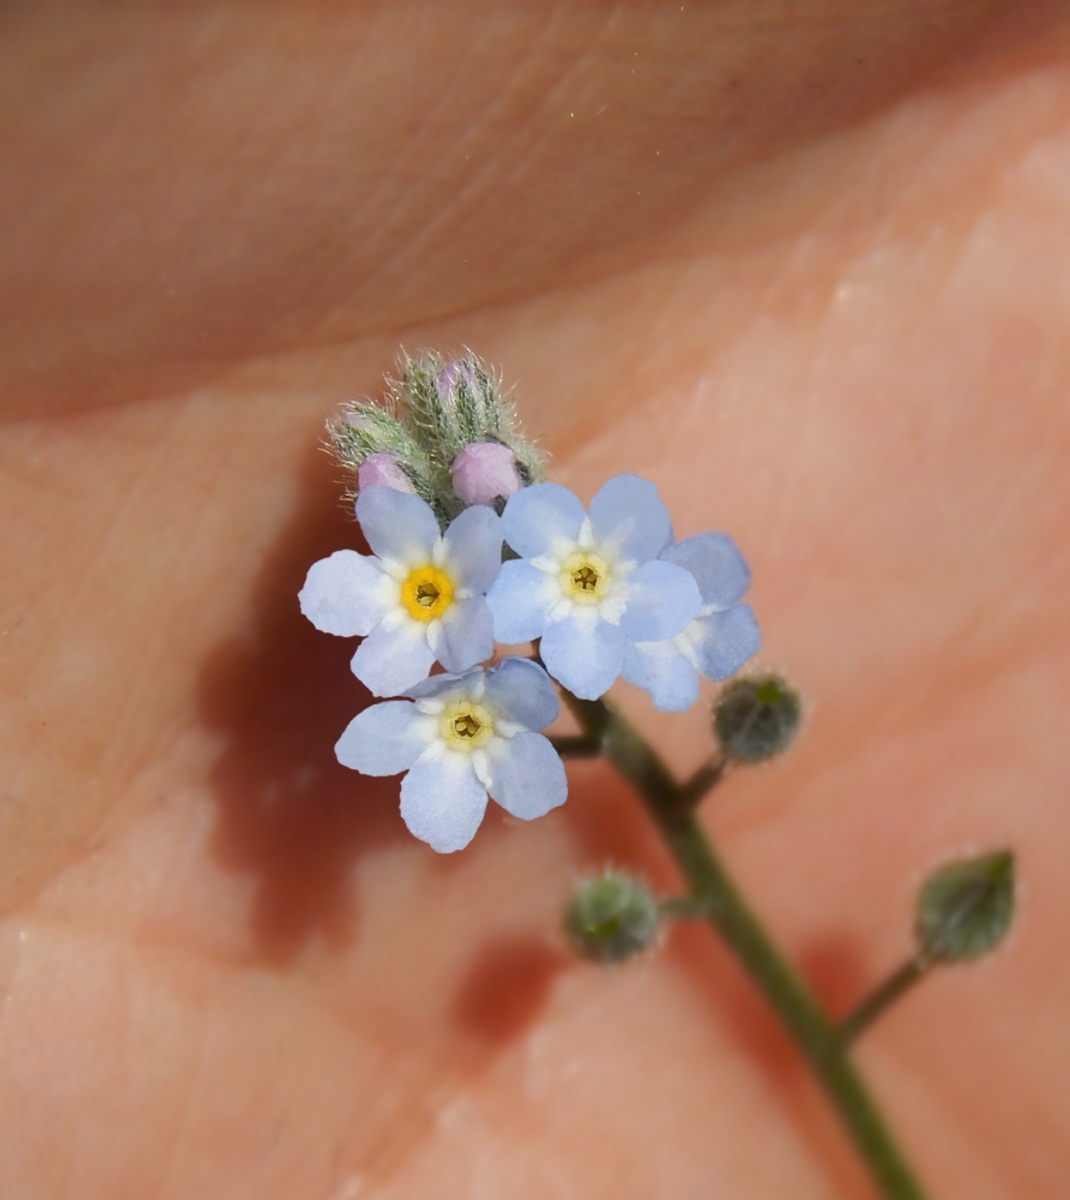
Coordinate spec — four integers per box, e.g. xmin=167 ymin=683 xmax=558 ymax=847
xmin=357 ymin=453 xmax=415 ymax=494
xmin=451 ymin=441 xmax=521 ymax=506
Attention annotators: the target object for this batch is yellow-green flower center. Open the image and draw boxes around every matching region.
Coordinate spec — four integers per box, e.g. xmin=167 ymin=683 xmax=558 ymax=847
xmin=560 ymin=551 xmax=611 ymax=604
xmin=400 ymin=565 xmax=454 ymax=622
xmin=441 ymin=700 xmax=494 ymax=750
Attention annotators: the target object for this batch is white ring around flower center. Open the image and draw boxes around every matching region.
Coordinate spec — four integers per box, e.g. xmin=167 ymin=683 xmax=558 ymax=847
xmin=440 ymin=699 xmax=495 ymax=751
xmin=559 ymin=550 xmax=612 ymax=604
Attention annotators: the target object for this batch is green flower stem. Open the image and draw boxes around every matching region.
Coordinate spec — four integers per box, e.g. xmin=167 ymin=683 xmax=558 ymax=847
xmin=679 ymin=755 xmax=727 ymax=807
xmin=560 ymin=689 xmax=928 ymax=1200
xmin=837 ymin=958 xmax=932 ymax=1048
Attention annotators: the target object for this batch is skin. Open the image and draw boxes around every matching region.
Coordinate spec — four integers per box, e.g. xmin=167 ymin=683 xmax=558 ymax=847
xmin=1 ymin=1 xmax=1069 ymax=1196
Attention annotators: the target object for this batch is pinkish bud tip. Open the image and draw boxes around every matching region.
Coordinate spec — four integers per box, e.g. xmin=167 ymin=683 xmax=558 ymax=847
xmin=436 ymin=361 xmax=478 ymax=403
xmin=451 ymin=441 xmax=521 ymax=507
xmin=357 ymin=453 xmax=415 ymax=494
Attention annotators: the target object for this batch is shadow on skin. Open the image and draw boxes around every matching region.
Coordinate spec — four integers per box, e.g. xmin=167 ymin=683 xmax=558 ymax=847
xmin=451 ymin=935 xmax=570 ymax=1046
xmin=797 ymin=930 xmax=873 ymax=1021
xmin=198 ymin=446 xmax=411 ymax=965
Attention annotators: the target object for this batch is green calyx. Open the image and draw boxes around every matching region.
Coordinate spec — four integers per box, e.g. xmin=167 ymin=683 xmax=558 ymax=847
xmin=915 ymin=850 xmax=1015 ymax=963
xmin=713 ymin=673 xmax=802 ymax=763
xmin=564 ymin=872 xmax=660 ymax=964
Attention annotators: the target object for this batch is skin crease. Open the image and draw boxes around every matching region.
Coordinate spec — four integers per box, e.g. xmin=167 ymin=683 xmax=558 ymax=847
xmin=2 ymin=1 xmax=1070 ymax=1197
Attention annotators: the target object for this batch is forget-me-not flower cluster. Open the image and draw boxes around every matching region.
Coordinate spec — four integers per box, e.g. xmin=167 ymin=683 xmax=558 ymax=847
xmin=301 ymin=356 xmax=759 ymax=852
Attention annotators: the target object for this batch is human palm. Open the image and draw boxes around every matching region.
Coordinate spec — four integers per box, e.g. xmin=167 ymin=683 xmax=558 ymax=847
xmin=2 ymin=4 xmax=1068 ymax=1197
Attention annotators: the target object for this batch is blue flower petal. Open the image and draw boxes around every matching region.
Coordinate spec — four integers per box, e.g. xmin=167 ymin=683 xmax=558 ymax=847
xmin=689 ymin=604 xmax=761 ymax=681
xmin=540 ymin=610 xmax=625 ymax=700
xmin=404 ymin=668 xmax=479 ymax=702
xmin=334 ymin=700 xmax=435 ymax=775
xmin=621 ymin=641 xmax=700 ymax=713
xmin=486 ymin=559 xmax=558 ymax=643
xmin=431 ymin=596 xmax=495 ymax=673
xmin=442 ymin=504 xmax=503 ymax=594
xmin=483 ymin=657 xmax=559 ymax=731
xmin=486 ymin=732 xmax=567 ymax=819
xmin=400 ymin=753 xmax=489 ymax=853
xmin=501 ymin=483 xmax=585 ymax=558
xmin=588 ymin=474 xmax=672 ymax=564
xmin=618 ymin=559 xmax=701 ymax=642
xmin=351 ymin=617 xmax=436 ymax=696
xmin=356 ymin=486 xmax=441 ymax=568
xmin=299 ymin=550 xmax=392 ymax=636
xmin=662 ymin=533 xmax=751 ymax=610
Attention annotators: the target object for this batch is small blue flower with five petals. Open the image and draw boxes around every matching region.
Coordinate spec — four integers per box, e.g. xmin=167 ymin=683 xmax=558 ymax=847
xmin=335 ymin=658 xmax=567 ymax=853
xmin=299 ymin=486 xmax=502 ymax=697
xmin=622 ymin=532 xmax=761 ymax=712
xmin=486 ymin=475 xmax=702 ymax=700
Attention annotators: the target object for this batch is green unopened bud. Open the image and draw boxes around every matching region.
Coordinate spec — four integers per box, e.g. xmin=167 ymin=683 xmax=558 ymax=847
xmin=564 ymin=872 xmax=659 ymax=963
xmin=915 ymin=850 xmax=1015 ymax=963
xmin=713 ymin=673 xmax=801 ymax=762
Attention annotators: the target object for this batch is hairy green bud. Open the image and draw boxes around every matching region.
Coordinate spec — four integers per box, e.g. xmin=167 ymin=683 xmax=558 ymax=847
xmin=329 ymin=349 xmax=546 ymax=527
xmin=915 ymin=850 xmax=1015 ymax=963
xmin=713 ymin=673 xmax=801 ymax=762
xmin=564 ymin=872 xmax=660 ymax=964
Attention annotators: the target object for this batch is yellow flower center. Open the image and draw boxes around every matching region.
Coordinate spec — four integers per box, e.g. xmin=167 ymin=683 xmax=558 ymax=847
xmin=560 ymin=551 xmax=611 ymax=604
xmin=400 ymin=565 xmax=454 ymax=622
xmin=441 ymin=701 xmax=494 ymax=750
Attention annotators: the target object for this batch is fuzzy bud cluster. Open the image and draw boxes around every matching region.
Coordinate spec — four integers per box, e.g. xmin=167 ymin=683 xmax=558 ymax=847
xmin=330 ymin=349 xmax=545 ymax=527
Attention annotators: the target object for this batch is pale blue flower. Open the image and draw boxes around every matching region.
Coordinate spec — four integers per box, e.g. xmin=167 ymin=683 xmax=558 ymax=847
xmin=486 ymin=475 xmax=702 ymax=699
xmin=622 ymin=532 xmax=760 ymax=711
xmin=299 ymin=486 xmax=503 ymax=697
xmin=335 ymin=658 xmax=567 ymax=853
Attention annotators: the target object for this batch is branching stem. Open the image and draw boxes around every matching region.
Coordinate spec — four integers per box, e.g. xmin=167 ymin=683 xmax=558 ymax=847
xmin=838 ymin=957 xmax=933 ymax=1047
xmin=679 ymin=755 xmax=727 ymax=806
xmin=560 ymin=688 xmax=929 ymax=1200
